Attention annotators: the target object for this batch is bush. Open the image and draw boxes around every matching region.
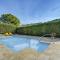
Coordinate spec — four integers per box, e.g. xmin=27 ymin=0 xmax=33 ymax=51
xmin=16 ymin=19 xmax=60 ymax=37
xmin=0 ymin=23 xmax=16 ymax=34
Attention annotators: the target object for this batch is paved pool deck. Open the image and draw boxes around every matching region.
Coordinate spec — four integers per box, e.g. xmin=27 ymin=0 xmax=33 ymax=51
xmin=40 ymin=37 xmax=60 ymax=43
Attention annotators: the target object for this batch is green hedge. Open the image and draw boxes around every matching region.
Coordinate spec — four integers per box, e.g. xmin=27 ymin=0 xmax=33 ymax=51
xmin=16 ymin=20 xmax=60 ymax=37
xmin=0 ymin=23 xmax=16 ymax=33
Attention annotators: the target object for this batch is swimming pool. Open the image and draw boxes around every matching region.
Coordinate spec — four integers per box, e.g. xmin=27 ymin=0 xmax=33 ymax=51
xmin=0 ymin=35 xmax=49 ymax=52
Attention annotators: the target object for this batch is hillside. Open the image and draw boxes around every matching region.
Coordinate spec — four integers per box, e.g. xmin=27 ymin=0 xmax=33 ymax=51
xmin=21 ymin=19 xmax=60 ymax=27
xmin=16 ymin=19 xmax=60 ymax=37
xmin=48 ymin=19 xmax=60 ymax=23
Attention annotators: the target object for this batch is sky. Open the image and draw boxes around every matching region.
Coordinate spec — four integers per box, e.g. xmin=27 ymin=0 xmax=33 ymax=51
xmin=0 ymin=0 xmax=60 ymax=24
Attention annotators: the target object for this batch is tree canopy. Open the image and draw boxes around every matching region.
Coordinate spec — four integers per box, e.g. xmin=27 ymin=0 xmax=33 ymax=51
xmin=0 ymin=14 xmax=20 ymax=26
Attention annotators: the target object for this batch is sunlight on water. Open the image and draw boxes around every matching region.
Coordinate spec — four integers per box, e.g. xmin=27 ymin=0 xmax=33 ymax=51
xmin=13 ymin=43 xmax=29 ymax=51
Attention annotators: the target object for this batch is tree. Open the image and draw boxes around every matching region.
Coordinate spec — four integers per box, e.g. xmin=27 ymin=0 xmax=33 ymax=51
xmin=0 ymin=14 xmax=20 ymax=26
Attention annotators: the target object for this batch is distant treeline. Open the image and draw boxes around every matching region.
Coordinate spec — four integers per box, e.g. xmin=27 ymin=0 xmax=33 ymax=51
xmin=16 ymin=19 xmax=60 ymax=37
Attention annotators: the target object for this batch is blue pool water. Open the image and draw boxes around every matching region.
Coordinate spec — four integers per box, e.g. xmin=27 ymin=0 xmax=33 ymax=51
xmin=0 ymin=35 xmax=49 ymax=52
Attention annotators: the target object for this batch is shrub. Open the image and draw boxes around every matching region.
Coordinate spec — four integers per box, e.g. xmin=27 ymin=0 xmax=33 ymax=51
xmin=0 ymin=23 xmax=16 ymax=34
xmin=16 ymin=19 xmax=60 ymax=37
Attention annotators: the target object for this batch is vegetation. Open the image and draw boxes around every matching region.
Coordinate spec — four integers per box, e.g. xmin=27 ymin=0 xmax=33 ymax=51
xmin=0 ymin=14 xmax=20 ymax=27
xmin=0 ymin=23 xmax=16 ymax=33
xmin=0 ymin=13 xmax=20 ymax=34
xmin=0 ymin=13 xmax=60 ymax=37
xmin=16 ymin=19 xmax=60 ymax=37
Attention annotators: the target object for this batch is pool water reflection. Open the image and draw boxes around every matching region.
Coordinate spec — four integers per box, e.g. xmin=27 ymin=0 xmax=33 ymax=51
xmin=0 ymin=35 xmax=49 ymax=52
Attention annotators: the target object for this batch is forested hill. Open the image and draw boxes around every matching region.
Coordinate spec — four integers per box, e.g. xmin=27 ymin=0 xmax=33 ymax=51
xmin=48 ymin=19 xmax=60 ymax=23
xmin=21 ymin=19 xmax=60 ymax=27
xmin=16 ymin=19 xmax=60 ymax=37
